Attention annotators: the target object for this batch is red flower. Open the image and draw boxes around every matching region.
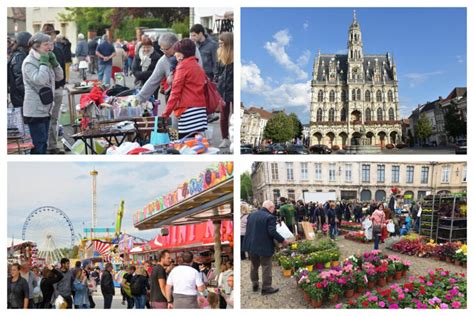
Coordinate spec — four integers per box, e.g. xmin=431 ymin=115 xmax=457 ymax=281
xmin=316 ymin=282 xmax=323 ymax=289
xmin=419 ymin=286 xmax=426 ymax=295
xmin=362 ymin=301 xmax=369 ymax=307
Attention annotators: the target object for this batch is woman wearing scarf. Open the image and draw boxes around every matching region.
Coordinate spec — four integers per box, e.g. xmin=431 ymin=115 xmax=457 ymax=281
xmin=131 ymin=37 xmax=161 ymax=89
xmin=22 ymin=32 xmax=64 ymax=154
xmin=162 ymin=38 xmax=208 ymax=139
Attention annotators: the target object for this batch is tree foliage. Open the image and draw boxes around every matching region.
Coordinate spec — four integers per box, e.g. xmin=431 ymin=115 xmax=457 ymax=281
xmin=240 ymin=172 xmax=253 ymax=203
xmin=60 ymin=7 xmax=189 ymax=40
xmin=263 ymin=112 xmax=295 ymax=143
xmin=444 ymin=102 xmax=466 ymax=140
xmin=288 ymin=113 xmax=303 ymax=139
xmin=415 ymin=113 xmax=432 ymax=144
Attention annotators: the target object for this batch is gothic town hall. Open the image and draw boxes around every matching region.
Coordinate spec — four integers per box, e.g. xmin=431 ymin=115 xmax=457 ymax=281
xmin=310 ymin=12 xmax=402 ymax=148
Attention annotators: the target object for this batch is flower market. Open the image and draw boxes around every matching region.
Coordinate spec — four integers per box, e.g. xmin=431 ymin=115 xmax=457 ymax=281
xmin=241 ymin=160 xmax=467 ymax=309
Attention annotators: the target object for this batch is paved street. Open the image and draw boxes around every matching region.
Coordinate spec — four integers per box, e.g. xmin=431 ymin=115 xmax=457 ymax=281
xmin=59 ymin=66 xmax=227 ymax=153
xmin=89 ymin=288 xmax=126 ymax=309
xmin=329 ymin=146 xmax=456 ymax=155
xmin=241 ymin=238 xmax=467 ymax=309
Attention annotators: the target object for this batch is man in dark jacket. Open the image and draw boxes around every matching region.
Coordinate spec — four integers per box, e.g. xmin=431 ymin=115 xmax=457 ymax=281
xmin=7 ymin=32 xmax=32 ymax=108
xmin=41 ymin=24 xmax=66 ymax=154
xmin=189 ymin=24 xmax=217 ymax=79
xmin=88 ymin=37 xmax=99 ymax=74
xmin=101 ymin=263 xmax=115 ymax=309
xmin=243 ymin=200 xmax=287 ymax=295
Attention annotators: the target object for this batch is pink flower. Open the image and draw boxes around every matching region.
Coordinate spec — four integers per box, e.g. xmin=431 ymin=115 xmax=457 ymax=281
xmin=398 ymin=293 xmax=405 ymax=300
xmin=389 ymin=303 xmax=399 ymax=309
xmin=440 ymin=303 xmax=449 ymax=309
xmin=426 ymin=281 xmax=433 ymax=286
xmin=445 ymin=294 xmax=452 ymax=301
xmin=452 ymin=301 xmax=461 ymax=309
xmin=379 ymin=301 xmax=386 ymax=308
xmin=369 ymin=296 xmax=378 ymax=302
xmin=409 ymin=276 xmax=416 ymax=282
xmin=449 ymin=278 xmax=457 ymax=284
xmin=335 ymin=303 xmax=343 ymax=309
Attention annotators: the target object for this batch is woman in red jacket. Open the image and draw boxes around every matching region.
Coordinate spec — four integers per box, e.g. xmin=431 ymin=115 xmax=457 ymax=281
xmin=162 ymin=38 xmax=208 ymax=139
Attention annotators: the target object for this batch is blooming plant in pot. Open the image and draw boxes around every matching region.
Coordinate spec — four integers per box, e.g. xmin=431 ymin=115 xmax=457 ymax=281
xmin=328 ymin=282 xmax=343 ymax=304
xmin=308 ymin=285 xmax=324 ymax=308
xmin=362 ymin=262 xmax=377 ymax=288
xmin=280 ymin=257 xmax=293 ymax=276
xmin=354 ymin=270 xmax=367 ymax=293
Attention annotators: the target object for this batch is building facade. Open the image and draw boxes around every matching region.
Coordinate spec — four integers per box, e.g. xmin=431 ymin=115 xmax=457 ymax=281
xmin=251 ymin=161 xmax=467 ymax=205
xmin=309 ymin=11 xmax=402 ymax=148
xmin=240 ymin=104 xmax=272 ymax=146
xmin=7 ymin=8 xmax=26 ymax=37
xmin=26 ymin=7 xmax=79 ymax=51
xmin=408 ymin=87 xmax=467 ymax=146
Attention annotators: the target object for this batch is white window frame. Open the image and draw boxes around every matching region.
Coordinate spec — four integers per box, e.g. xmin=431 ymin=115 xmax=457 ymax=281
xmin=301 ymin=162 xmax=308 ymax=181
xmin=315 ymin=163 xmax=322 ymax=181
xmin=286 ymin=162 xmax=294 ymax=181
xmin=329 ymin=163 xmax=336 ymax=182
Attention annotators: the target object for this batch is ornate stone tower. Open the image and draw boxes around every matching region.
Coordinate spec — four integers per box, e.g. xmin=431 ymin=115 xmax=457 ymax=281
xmin=309 ymin=10 xmax=402 ymax=150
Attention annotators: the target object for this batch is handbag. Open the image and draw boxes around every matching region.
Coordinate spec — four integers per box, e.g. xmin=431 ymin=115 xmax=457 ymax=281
xmin=372 ymin=224 xmax=382 ymax=235
xmin=39 ymin=86 xmax=54 ymax=105
xmin=204 ymin=79 xmax=225 ymax=114
xmin=150 ymin=115 xmax=170 ymax=145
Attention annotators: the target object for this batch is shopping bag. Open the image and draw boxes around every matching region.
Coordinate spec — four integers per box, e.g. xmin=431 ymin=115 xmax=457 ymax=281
xmin=276 ymin=221 xmax=295 ymax=242
xmin=362 ymin=217 xmax=372 ymax=229
xmin=150 ymin=116 xmax=170 ymax=146
xmin=387 ymin=221 xmax=395 ymax=233
xmin=204 ymin=80 xmax=225 ymax=114
xmin=365 ymin=227 xmax=373 ymax=241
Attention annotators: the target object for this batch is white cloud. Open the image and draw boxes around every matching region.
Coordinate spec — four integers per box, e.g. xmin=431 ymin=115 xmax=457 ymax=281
xmin=264 ymin=81 xmax=311 ymax=108
xmin=297 ymin=49 xmax=311 ymax=66
xmin=264 ymin=29 xmax=308 ymax=80
xmin=241 ymin=62 xmax=269 ymax=93
xmin=456 ymin=55 xmax=464 ymax=64
xmin=303 ymin=21 xmax=309 ymax=30
xmin=403 ymin=71 xmax=443 ymax=88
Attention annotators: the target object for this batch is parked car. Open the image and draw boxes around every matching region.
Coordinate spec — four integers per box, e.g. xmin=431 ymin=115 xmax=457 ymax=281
xmin=259 ymin=143 xmax=288 ymax=154
xmin=309 ymin=144 xmax=332 ymax=154
xmin=286 ymin=144 xmax=309 ymax=154
xmin=455 ymin=139 xmax=467 ymax=154
xmin=241 ymin=144 xmax=253 ymax=154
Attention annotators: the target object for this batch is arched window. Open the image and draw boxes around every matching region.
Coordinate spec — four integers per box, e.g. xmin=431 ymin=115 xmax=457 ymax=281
xmin=377 ymin=108 xmax=383 ymax=121
xmin=357 ymin=89 xmax=361 ymax=100
xmin=316 ymin=108 xmax=323 ymax=122
xmin=387 ymin=90 xmax=394 ymax=102
xmin=352 ymin=89 xmax=356 ymax=101
xmin=329 ymin=90 xmax=335 ymax=102
xmin=365 ymin=90 xmax=371 ymax=102
xmin=317 ymin=90 xmax=324 ymax=102
xmin=341 ymin=107 xmax=346 ymax=121
xmin=376 ymin=90 xmax=382 ymax=102
xmin=328 ymin=108 xmax=335 ymax=122
xmin=388 ymin=108 xmax=395 ymax=120
xmin=341 ymin=90 xmax=346 ymax=101
xmin=365 ymin=108 xmax=372 ymax=121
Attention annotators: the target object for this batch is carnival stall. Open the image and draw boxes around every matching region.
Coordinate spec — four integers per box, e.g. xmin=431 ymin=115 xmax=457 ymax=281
xmin=133 ymin=161 xmax=234 ymax=276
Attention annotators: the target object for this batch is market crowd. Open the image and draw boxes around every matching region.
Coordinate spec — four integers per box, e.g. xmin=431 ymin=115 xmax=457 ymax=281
xmin=8 ymin=23 xmax=234 ymax=154
xmin=241 ymin=196 xmax=423 ymax=295
xmin=7 ymin=251 xmax=233 ymax=309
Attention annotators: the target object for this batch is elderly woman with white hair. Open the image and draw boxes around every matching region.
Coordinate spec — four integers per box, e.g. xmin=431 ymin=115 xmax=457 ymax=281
xmin=75 ymin=33 xmax=88 ymax=80
xmin=22 ymin=32 xmax=64 ymax=154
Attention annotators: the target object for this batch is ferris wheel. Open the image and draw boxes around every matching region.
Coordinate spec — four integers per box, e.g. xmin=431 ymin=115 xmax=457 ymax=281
xmin=22 ymin=206 xmax=76 ymax=264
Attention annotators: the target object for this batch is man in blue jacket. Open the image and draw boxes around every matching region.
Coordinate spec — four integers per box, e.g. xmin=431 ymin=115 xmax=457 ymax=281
xmin=243 ymin=200 xmax=288 ymax=295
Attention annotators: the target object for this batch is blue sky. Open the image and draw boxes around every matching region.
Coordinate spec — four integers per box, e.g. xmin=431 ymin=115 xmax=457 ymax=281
xmin=241 ymin=8 xmax=467 ymax=124
xmin=8 ymin=162 xmax=220 ymax=245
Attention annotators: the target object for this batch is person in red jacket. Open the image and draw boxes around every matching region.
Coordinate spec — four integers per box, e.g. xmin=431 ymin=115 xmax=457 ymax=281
xmin=162 ymin=39 xmax=208 ymax=139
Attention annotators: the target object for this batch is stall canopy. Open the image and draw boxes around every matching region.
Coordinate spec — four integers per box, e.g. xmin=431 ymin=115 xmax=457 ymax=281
xmin=132 ymin=220 xmax=233 ymax=254
xmin=134 ymin=176 xmax=233 ymax=230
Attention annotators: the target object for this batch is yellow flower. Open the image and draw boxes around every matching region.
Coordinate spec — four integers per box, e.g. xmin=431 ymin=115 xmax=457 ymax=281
xmin=461 ymin=244 xmax=467 ymax=254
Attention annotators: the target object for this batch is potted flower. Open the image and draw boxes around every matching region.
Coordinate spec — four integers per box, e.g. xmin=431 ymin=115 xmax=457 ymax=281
xmin=330 ymin=250 xmax=340 ymax=267
xmin=354 ymin=270 xmax=367 ymax=293
xmin=305 ymin=254 xmax=316 ymax=272
xmin=453 ymin=248 xmax=467 ymax=266
xmin=362 ymin=263 xmax=377 ymax=288
xmin=308 ymin=285 xmax=324 ymax=308
xmin=342 ymin=275 xmax=356 ymax=298
xmin=280 ymin=257 xmax=293 ymax=277
xmin=386 ymin=262 xmax=395 ymax=282
xmin=375 ymin=263 xmax=388 ymax=287
xmin=401 ymin=260 xmax=411 ymax=277
xmin=328 ymin=282 xmax=343 ymax=305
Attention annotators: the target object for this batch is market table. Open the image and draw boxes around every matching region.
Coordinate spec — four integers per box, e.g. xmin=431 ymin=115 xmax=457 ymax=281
xmin=71 ymin=126 xmax=136 ymax=154
xmin=65 ymin=85 xmax=92 ymax=126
